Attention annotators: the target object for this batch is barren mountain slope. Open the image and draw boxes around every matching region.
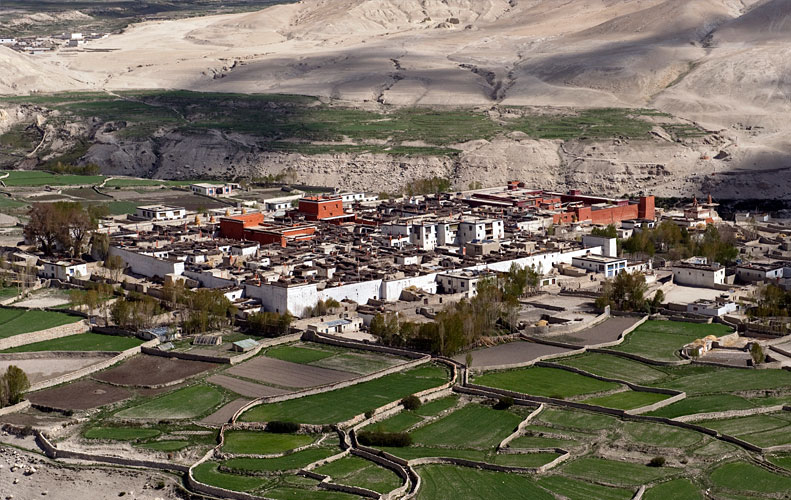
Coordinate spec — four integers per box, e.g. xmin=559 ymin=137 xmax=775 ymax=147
xmin=0 ymin=46 xmax=83 ymax=94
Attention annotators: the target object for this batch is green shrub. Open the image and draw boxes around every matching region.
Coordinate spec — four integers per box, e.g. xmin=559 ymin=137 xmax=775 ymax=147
xmin=357 ymin=430 xmax=412 ymax=447
xmin=266 ymin=421 xmax=300 ymax=434
xmin=401 ymin=395 xmax=422 ymax=411
xmin=364 ymin=409 xmax=375 ymax=419
xmin=649 ymin=456 xmax=666 ymax=467
xmin=493 ymin=396 xmax=514 ymax=410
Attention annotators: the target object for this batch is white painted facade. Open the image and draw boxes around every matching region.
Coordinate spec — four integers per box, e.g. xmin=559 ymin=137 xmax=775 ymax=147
xmin=41 ymin=261 xmax=88 ymax=281
xmin=135 ymin=205 xmax=186 ymax=221
xmin=109 ymin=246 xmax=185 ymax=278
xmin=672 ymin=263 xmax=725 ymax=286
xmin=582 ymin=235 xmax=617 ymax=257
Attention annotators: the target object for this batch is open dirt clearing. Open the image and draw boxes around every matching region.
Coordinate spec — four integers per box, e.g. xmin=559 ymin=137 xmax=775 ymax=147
xmin=453 ymin=341 xmax=575 ymax=369
xmin=27 ymin=380 xmax=132 ymax=410
xmin=200 ymin=397 xmax=253 ymax=425
xmin=207 ymin=374 xmax=289 ymax=398
xmin=92 ymin=354 xmax=216 ymax=386
xmin=0 ymin=355 xmax=109 ymax=384
xmin=226 ymin=356 xmax=356 ymax=389
xmin=552 ymin=317 xmax=642 ymax=346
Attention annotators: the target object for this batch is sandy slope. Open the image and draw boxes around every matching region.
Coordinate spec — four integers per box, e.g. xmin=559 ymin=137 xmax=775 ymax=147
xmin=1 ymin=0 xmax=789 ymax=192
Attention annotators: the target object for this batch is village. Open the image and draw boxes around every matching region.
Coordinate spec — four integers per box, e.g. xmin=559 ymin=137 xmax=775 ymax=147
xmin=1 ymin=175 xmax=791 ymax=499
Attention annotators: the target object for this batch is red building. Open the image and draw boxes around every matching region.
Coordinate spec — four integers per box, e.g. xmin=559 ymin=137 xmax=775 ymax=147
xmin=551 ymin=193 xmax=655 ymax=225
xmin=220 ymin=213 xmax=316 ymax=247
xmin=298 ymin=196 xmax=354 ymax=223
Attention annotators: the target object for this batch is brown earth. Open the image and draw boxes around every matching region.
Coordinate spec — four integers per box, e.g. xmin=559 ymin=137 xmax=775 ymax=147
xmin=92 ymin=354 xmax=217 ymax=387
xmin=200 ymin=397 xmax=253 ymax=425
xmin=226 ymin=356 xmax=356 ymax=389
xmin=453 ymin=341 xmax=575 ymax=369
xmin=552 ymin=317 xmax=643 ymax=346
xmin=28 ymin=380 xmax=131 ymax=410
xmin=207 ymin=374 xmax=290 ymax=399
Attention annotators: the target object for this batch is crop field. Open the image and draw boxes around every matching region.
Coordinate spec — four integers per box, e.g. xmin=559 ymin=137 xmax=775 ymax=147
xmin=1 ymin=332 xmax=143 ymax=352
xmin=265 ymin=342 xmax=405 ymax=375
xmin=644 ymin=479 xmax=702 ymax=500
xmin=81 ymin=422 xmax=218 ymax=452
xmin=27 ymin=379 xmax=132 ymax=410
xmin=223 ymin=448 xmax=337 ymax=473
xmin=222 ymin=431 xmax=315 ymax=455
xmin=608 ymin=320 xmax=732 ymax=362
xmin=646 ymin=394 xmax=757 ymax=419
xmin=240 ymin=364 xmax=449 ymax=424
xmin=472 ymin=366 xmax=620 ymax=398
xmin=536 ymin=476 xmax=634 ymax=500
xmin=114 ymin=384 xmax=226 ymax=420
xmin=698 ymin=413 xmax=791 ymax=447
xmin=0 ymin=307 xmax=82 ymax=338
xmin=226 ymin=355 xmax=357 ymax=389
xmin=417 ymin=464 xmax=553 ymax=500
xmin=709 ymin=461 xmax=791 ymax=494
xmin=622 ymin=421 xmax=703 ymax=448
xmin=560 ymin=457 xmax=679 ymax=487
xmin=409 ymin=404 xmax=523 ymax=449
xmin=533 ymin=407 xmax=618 ymax=432
xmin=313 ymin=456 xmax=402 ymax=494
xmin=555 ymin=353 xmax=668 ymax=384
xmin=581 ymin=390 xmax=672 ymax=410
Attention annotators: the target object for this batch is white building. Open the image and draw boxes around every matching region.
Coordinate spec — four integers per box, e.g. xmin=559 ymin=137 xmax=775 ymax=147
xmin=135 ymin=205 xmax=186 ymax=221
xmin=687 ymin=300 xmax=740 ymax=317
xmin=437 ymin=270 xmax=493 ymax=298
xmin=672 ymin=259 xmax=725 ymax=286
xmin=190 ymin=183 xmax=235 ymax=197
xmin=572 ymin=255 xmax=627 ymax=278
xmin=339 ymin=192 xmax=377 ymax=206
xmin=457 ymin=219 xmax=505 ymax=245
xmin=736 ymin=263 xmax=785 ymax=283
xmin=582 ymin=235 xmax=617 ymax=257
xmin=41 ymin=260 xmax=89 ymax=281
xmin=308 ymin=317 xmax=363 ymax=335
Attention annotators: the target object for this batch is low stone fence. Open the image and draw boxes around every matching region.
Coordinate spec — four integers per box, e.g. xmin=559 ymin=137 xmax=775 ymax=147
xmin=468 ymin=345 xmax=587 ymax=374
xmin=303 ymin=330 xmax=427 ymax=359
xmin=524 ymin=310 xmax=610 ymax=337
xmin=0 ymin=400 xmax=31 ymax=417
xmin=0 ymin=319 xmax=89 ymax=351
xmin=0 ymin=350 xmax=118 ymax=361
xmin=36 ymin=430 xmax=190 ymax=473
xmin=28 ymin=338 xmax=160 ymax=392
xmin=587 ymin=348 xmax=690 ymax=367
xmin=673 ymin=405 xmax=787 ymax=423
xmin=143 ymin=332 xmax=303 ymax=365
xmin=498 ymin=404 xmax=544 ymax=450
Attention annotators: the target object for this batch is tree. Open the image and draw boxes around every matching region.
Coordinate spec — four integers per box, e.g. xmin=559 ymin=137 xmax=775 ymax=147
xmin=750 ymin=343 xmax=765 ymax=366
xmin=4 ymin=365 xmax=29 ymax=406
xmin=24 ymin=203 xmax=61 ymax=255
xmin=105 ymin=255 xmax=125 ymax=282
xmin=591 ymin=224 xmax=618 ymax=238
xmin=465 ymin=352 xmax=473 ymax=368
xmin=24 ymin=202 xmax=98 ymax=257
xmin=247 ymin=311 xmax=294 ymax=337
xmin=596 ymin=272 xmax=649 ymax=312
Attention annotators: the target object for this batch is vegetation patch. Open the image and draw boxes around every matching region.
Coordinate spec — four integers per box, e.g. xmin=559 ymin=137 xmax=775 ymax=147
xmin=644 ymin=479 xmax=702 ymax=500
xmin=581 ymin=390 xmax=671 ymax=410
xmin=409 ymin=404 xmax=523 ymax=450
xmin=622 ymin=421 xmax=703 ymax=448
xmin=608 ymin=320 xmax=731 ymax=362
xmin=223 ymin=448 xmax=337 ymax=473
xmin=472 ymin=366 xmax=620 ymax=398
xmin=265 ymin=345 xmax=335 ymax=364
xmin=646 ymin=394 xmax=757 ymax=419
xmin=313 ymin=456 xmax=402 ymax=494
xmin=710 ymin=461 xmax=791 ymax=494
xmin=83 ymin=427 xmax=160 ymax=441
xmin=222 ymin=431 xmax=315 ymax=455
xmin=534 ymin=407 xmax=618 ymax=432
xmin=192 ymin=461 xmax=272 ymax=492
xmin=416 ymin=464 xmax=554 ymax=500
xmin=0 ymin=307 xmax=82 ymax=338
xmin=239 ymin=364 xmax=448 ymax=424
xmin=2 ymin=332 xmax=141 ymax=352
xmin=0 ymin=170 xmax=105 ymax=187
xmin=114 ymin=384 xmax=225 ymax=420
xmin=536 ymin=476 xmax=634 ymax=500
xmin=560 ymin=457 xmax=678 ymax=486
xmin=556 ymin=353 xmax=668 ymax=384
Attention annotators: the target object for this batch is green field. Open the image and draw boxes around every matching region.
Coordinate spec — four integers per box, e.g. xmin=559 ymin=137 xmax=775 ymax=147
xmin=0 ymin=307 xmax=83 ymax=338
xmin=266 ymin=345 xmax=335 ymax=364
xmin=83 ymin=427 xmax=160 ymax=441
xmin=115 ymin=384 xmax=225 ymax=420
xmin=192 ymin=461 xmax=273 ymax=492
xmin=649 ymin=365 xmax=791 ymax=396
xmin=509 ymin=434 xmax=578 ymax=449
xmin=581 ymin=390 xmax=671 ymax=410
xmin=2 ymin=332 xmax=142 ymax=352
xmin=608 ymin=320 xmax=732 ymax=362
xmin=364 ymin=411 xmax=423 ymax=433
xmin=223 ymin=448 xmax=337 ymax=473
xmin=644 ymin=479 xmax=702 ymax=500
xmin=139 ymin=440 xmax=191 ymax=452
xmin=410 ymin=405 xmax=523 ymax=449
xmin=560 ymin=457 xmax=678 ymax=487
xmin=472 ymin=366 xmax=620 ymax=399
xmin=104 ymin=178 xmax=224 ymax=188
xmin=222 ymin=431 xmax=315 ymax=455
xmin=646 ymin=394 xmax=756 ymax=419
xmin=536 ymin=476 xmax=634 ymax=500
xmin=556 ymin=353 xmax=668 ymax=384
xmin=767 ymin=453 xmax=791 ymax=470
xmin=240 ymin=364 xmax=448 ymax=424
xmin=266 ymin=343 xmax=402 ymax=375
xmin=698 ymin=413 xmax=791 ymax=447
xmin=710 ymin=461 xmax=791 ymax=494
xmin=534 ymin=407 xmax=618 ymax=432
xmin=413 ymin=396 xmax=459 ymax=417
xmin=313 ymin=456 xmax=402 ymax=494
xmin=417 ymin=464 xmax=554 ymax=500
xmin=1 ymin=170 xmax=105 ymax=187
xmin=622 ymin=421 xmax=703 ymax=448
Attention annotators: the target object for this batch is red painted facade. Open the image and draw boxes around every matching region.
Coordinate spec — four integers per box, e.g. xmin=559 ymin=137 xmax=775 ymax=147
xmin=220 ymin=213 xmax=316 ymax=247
xmin=298 ymin=197 xmax=345 ymax=221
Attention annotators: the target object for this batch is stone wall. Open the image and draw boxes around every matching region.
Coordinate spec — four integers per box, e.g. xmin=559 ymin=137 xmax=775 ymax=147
xmin=0 ymin=319 xmax=89 ymax=351
xmin=498 ymin=404 xmax=544 ymax=450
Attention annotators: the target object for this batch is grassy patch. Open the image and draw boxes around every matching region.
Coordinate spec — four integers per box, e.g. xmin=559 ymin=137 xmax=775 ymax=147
xmin=222 ymin=431 xmax=315 ymax=456
xmin=491 ymin=452 xmax=561 ymax=468
xmin=0 ymin=170 xmax=104 ymax=187
xmin=767 ymin=453 xmax=791 ymax=471
xmin=644 ymin=479 xmax=702 ymax=500
xmin=537 ymin=476 xmax=634 ymax=500
xmin=561 ymin=457 xmax=678 ymax=487
xmin=314 ymin=456 xmax=402 ymax=494
xmin=646 ymin=394 xmax=756 ymax=419
xmin=0 ymin=307 xmax=82 ymax=338
xmin=535 ymin=407 xmax=618 ymax=432
xmin=509 ymin=434 xmax=577 ymax=449
xmin=622 ymin=421 xmax=703 ymax=448
xmin=555 ymin=353 xmax=668 ymax=384
xmin=115 ymin=384 xmax=225 ymax=420
xmin=224 ymin=448 xmax=337 ymax=473
xmin=609 ymin=320 xmax=732 ymax=362
xmin=138 ymin=440 xmax=191 ymax=452
xmin=410 ymin=405 xmax=522 ymax=450
xmin=192 ymin=461 xmax=272 ymax=492
xmin=416 ymin=464 xmax=554 ymax=500
xmin=504 ymin=108 xmax=661 ymax=140
xmin=710 ymin=461 xmax=791 ymax=494
xmin=650 ymin=366 xmax=791 ymax=396
xmin=413 ymin=396 xmax=458 ymax=417
xmin=364 ymin=412 xmax=423 ymax=433
xmin=2 ymin=332 xmax=142 ymax=352
xmin=265 ymin=345 xmax=335 ymax=364
xmin=582 ymin=390 xmax=671 ymax=410
xmin=240 ymin=364 xmax=448 ymax=424
xmin=698 ymin=413 xmax=791 ymax=437
xmin=472 ymin=366 xmax=620 ymax=398
xmin=83 ymin=427 xmax=160 ymax=441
